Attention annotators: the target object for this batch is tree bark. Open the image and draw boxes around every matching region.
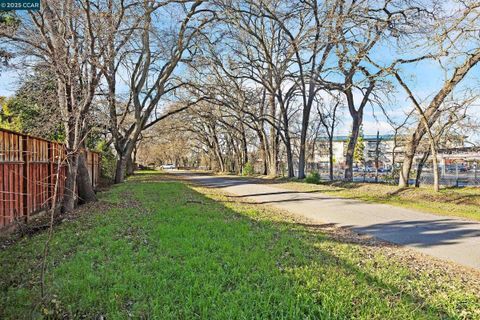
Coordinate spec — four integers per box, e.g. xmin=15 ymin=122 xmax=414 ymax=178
xmin=328 ymin=138 xmax=334 ymax=181
xmin=399 ymin=127 xmax=425 ymax=187
xmin=257 ymin=129 xmax=268 ymax=175
xmin=241 ymin=125 xmax=248 ymax=166
xmin=297 ymin=112 xmax=310 ymax=179
xmin=63 ymin=153 xmax=78 ymax=213
xmin=374 ymin=131 xmax=380 ymax=183
xmin=214 ymin=143 xmax=225 ymax=172
xmin=343 ymin=76 xmax=372 ymax=181
xmin=76 ymin=150 xmax=97 ymax=204
xmin=285 ymin=139 xmax=294 ymax=178
xmin=126 ymin=155 xmax=135 ymax=176
xmin=430 ymin=140 xmax=440 ymax=192
xmin=415 ymin=150 xmax=430 ymax=188
xmin=115 ymin=155 xmax=128 ymax=184
xmin=280 ymin=100 xmax=294 ymax=178
xmin=344 ymin=114 xmax=362 ymax=181
xmin=114 ymin=133 xmax=139 ymax=183
xmin=268 ymin=94 xmax=278 ymax=176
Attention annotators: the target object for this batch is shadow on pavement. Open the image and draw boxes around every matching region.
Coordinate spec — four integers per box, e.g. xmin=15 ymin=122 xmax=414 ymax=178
xmin=174 ymin=172 xmax=480 ymax=252
xmin=351 ymin=219 xmax=480 ymax=247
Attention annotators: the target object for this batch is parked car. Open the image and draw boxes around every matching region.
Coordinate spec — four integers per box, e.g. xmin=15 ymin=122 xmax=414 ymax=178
xmin=160 ymin=164 xmax=176 ymax=170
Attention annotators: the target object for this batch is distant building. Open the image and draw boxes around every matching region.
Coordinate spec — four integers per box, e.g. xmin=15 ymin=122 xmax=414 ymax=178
xmin=312 ymin=134 xmax=478 ymax=169
xmin=437 ymin=146 xmax=480 ymax=169
xmin=314 ymin=134 xmax=399 ymax=169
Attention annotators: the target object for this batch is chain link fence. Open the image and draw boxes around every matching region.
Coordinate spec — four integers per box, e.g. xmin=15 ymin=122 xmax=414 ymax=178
xmin=301 ymin=163 xmax=480 ymax=187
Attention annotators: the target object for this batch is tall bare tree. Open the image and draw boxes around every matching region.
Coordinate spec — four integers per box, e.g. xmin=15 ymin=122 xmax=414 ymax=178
xmin=317 ymin=93 xmax=343 ymax=181
xmin=216 ymin=0 xmax=297 ymax=176
xmin=317 ymin=0 xmax=431 ymax=181
xmin=111 ymin=0 xmax=212 ymax=183
xmin=398 ymin=1 xmax=480 ymax=187
xmin=1 ymin=0 xmax=106 ymax=210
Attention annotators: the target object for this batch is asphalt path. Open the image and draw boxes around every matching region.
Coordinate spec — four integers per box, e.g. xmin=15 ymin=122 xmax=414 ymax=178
xmin=176 ymin=172 xmax=480 ymax=270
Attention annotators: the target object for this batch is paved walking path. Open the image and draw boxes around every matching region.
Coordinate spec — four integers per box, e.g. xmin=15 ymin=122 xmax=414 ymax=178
xmin=177 ymin=172 xmax=480 ymax=270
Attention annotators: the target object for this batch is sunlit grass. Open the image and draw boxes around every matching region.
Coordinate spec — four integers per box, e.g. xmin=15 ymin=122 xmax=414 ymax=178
xmin=1 ymin=173 xmax=478 ymax=318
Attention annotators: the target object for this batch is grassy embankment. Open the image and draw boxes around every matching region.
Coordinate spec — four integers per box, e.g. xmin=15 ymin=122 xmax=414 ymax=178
xmin=1 ymin=172 xmax=479 ymax=318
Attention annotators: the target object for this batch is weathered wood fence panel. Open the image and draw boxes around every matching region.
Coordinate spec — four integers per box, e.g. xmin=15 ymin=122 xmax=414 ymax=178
xmin=86 ymin=151 xmax=100 ymax=189
xmin=0 ymin=129 xmax=100 ymax=228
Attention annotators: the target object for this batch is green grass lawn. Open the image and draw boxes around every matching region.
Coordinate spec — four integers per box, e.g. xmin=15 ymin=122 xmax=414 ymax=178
xmin=1 ymin=173 xmax=479 ymax=319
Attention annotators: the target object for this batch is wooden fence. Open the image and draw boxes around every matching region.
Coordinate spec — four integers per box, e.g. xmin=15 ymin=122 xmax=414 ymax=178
xmin=0 ymin=128 xmax=100 ymax=228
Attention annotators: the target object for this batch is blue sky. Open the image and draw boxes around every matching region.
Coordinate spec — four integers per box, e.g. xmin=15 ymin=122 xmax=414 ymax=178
xmin=1 ymin=59 xmax=479 ymax=137
xmin=1 ymin=1 xmax=478 ymax=138
xmin=0 ymin=69 xmax=18 ymax=97
xmin=1 ymin=2 xmax=479 ymax=139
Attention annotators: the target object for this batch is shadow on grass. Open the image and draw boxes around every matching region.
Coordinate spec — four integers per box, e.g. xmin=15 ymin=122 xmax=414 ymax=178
xmin=175 ymin=182 xmax=466 ymax=318
xmin=149 ymin=174 xmax=477 ymax=315
xmin=219 ymin=197 xmax=480 ymax=248
xmin=158 ymin=172 xmax=480 ymax=248
xmin=3 ymin=173 xmax=476 ymax=318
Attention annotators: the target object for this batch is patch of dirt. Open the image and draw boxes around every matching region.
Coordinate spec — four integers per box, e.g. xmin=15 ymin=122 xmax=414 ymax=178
xmin=0 ymin=200 xmax=115 ymax=251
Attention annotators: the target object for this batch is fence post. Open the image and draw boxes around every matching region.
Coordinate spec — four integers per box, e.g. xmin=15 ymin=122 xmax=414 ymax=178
xmin=22 ymin=135 xmax=28 ymax=221
xmin=455 ymin=162 xmax=458 ymax=188
xmin=47 ymin=141 xmax=52 ymax=209
xmin=475 ymin=162 xmax=478 ymax=185
xmin=91 ymin=152 xmax=94 ymax=188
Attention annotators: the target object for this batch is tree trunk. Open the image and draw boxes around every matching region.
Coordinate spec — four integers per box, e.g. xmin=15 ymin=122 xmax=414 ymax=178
xmin=127 ymin=145 xmax=137 ymax=176
xmin=375 ymin=131 xmax=380 ymax=183
xmin=344 ymin=114 xmax=361 ymax=181
xmin=126 ymin=155 xmax=135 ymax=176
xmin=329 ymin=138 xmax=334 ymax=181
xmin=268 ymin=93 xmax=278 ymax=176
xmin=400 ymin=128 xmax=440 ymax=191
xmin=298 ymin=104 xmax=312 ymax=179
xmin=298 ymin=132 xmax=307 ymax=179
xmin=62 ymin=153 xmax=78 ymax=212
xmin=229 ymin=137 xmax=241 ymax=174
xmin=214 ymin=148 xmax=225 ymax=172
xmin=115 ymin=155 xmax=128 ymax=184
xmin=399 ymin=129 xmax=422 ymax=187
xmin=114 ymin=137 xmax=138 ymax=183
xmin=431 ymin=142 xmax=440 ymax=192
xmin=76 ymin=150 xmax=97 ymax=204
xmin=256 ymin=128 xmax=268 ymax=175
xmin=241 ymin=125 xmax=248 ymax=167
xmin=285 ymin=136 xmax=294 ymax=178
xmin=257 ymin=129 xmax=268 ymax=175
xmin=415 ymin=150 xmax=430 ymax=188
xmin=282 ymin=119 xmax=294 ymax=178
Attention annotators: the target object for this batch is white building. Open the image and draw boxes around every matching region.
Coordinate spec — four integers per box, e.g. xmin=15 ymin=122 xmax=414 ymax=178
xmin=312 ymin=134 xmax=477 ymax=170
xmin=314 ymin=134 xmax=398 ymax=169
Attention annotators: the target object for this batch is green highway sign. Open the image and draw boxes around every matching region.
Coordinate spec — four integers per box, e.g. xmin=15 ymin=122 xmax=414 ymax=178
xmin=0 ymin=0 xmax=40 ymax=10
